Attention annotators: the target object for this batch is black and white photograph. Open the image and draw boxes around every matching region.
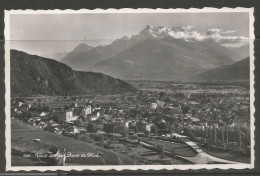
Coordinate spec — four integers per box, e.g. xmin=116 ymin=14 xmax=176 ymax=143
xmin=4 ymin=8 xmax=255 ymax=171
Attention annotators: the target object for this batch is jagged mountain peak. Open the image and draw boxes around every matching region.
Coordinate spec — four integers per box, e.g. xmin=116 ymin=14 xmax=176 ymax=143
xmin=73 ymin=43 xmax=93 ymax=52
xmin=138 ymin=25 xmax=193 ymax=40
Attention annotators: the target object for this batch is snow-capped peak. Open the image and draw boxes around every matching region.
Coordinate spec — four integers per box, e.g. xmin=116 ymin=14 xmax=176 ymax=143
xmin=139 ymin=25 xmax=194 ymax=40
xmin=136 ymin=25 xmax=248 ymax=48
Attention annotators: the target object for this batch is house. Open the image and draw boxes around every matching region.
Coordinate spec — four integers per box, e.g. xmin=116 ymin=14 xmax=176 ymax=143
xmin=156 ymin=100 xmax=165 ymax=107
xmin=185 ymin=114 xmax=192 ymax=118
xmin=40 ymin=112 xmax=49 ymax=117
xmin=54 ymin=128 xmax=63 ymax=135
xmin=92 ymin=110 xmax=100 ymax=118
xmin=39 ymin=121 xmax=46 ymax=128
xmin=199 ymin=120 xmax=208 ymax=127
xmin=125 ymin=120 xmax=136 ymax=129
xmin=185 ymin=92 xmax=191 ymax=99
xmin=65 ymin=111 xmax=78 ymax=122
xmin=80 ymin=105 xmax=92 ymax=116
xmin=187 ymin=125 xmax=205 ymax=131
xmin=146 ymin=123 xmax=155 ymax=132
xmin=114 ymin=118 xmax=123 ymax=123
xmin=18 ymin=102 xmax=23 ymax=107
xmin=65 ymin=111 xmax=73 ymax=122
xmin=150 ymin=103 xmax=157 ymax=109
xmin=189 ymin=101 xmax=200 ymax=105
xmin=189 ymin=117 xmax=200 ymax=123
xmin=118 ymin=109 xmax=124 ymax=115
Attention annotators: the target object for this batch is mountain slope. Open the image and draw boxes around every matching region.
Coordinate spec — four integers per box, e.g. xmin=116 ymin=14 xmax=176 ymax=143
xmin=61 ymin=25 xmax=248 ymax=81
xmin=11 ymin=50 xmax=137 ymax=96
xmin=227 ymin=44 xmax=249 ymax=62
xmin=193 ymin=57 xmax=249 ymax=81
xmin=41 ymin=52 xmax=68 ymax=61
xmin=60 ymin=37 xmax=141 ymax=71
xmin=90 ymin=38 xmax=235 ymax=80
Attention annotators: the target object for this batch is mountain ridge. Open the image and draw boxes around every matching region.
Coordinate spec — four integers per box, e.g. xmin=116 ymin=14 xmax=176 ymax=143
xmin=60 ymin=25 xmax=249 ymax=81
xmin=11 ymin=50 xmax=137 ymax=97
xmin=89 ymin=37 xmax=237 ymax=80
xmin=192 ymin=57 xmax=249 ymax=81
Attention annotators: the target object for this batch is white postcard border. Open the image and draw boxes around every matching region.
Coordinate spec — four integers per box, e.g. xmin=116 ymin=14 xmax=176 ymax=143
xmin=4 ymin=7 xmax=255 ymax=171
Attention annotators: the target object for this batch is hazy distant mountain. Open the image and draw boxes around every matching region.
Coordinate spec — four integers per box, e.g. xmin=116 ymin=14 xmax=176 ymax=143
xmin=42 ymin=52 xmax=68 ymax=61
xmin=61 ymin=25 xmax=248 ymax=80
xmin=60 ymin=37 xmax=140 ymax=70
xmin=11 ymin=50 xmax=137 ymax=96
xmin=227 ymin=44 xmax=250 ymax=62
xmin=193 ymin=57 xmax=249 ymax=81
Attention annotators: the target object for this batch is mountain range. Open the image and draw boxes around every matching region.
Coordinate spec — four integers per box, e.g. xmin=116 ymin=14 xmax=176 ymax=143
xmin=11 ymin=50 xmax=136 ymax=97
xmin=41 ymin=52 xmax=68 ymax=61
xmin=193 ymin=57 xmax=249 ymax=81
xmin=60 ymin=25 xmax=249 ymax=81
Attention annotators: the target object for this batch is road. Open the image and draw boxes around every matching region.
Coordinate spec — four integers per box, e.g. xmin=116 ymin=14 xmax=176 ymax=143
xmin=180 ymin=138 xmax=242 ymax=164
xmin=145 ymin=137 xmax=244 ymax=164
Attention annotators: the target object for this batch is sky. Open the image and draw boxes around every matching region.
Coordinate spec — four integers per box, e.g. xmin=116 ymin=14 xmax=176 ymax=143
xmin=9 ymin=12 xmax=249 ymax=56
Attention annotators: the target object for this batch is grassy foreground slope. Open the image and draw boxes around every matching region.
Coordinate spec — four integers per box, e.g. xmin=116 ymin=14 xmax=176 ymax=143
xmin=11 ymin=120 xmax=135 ymax=166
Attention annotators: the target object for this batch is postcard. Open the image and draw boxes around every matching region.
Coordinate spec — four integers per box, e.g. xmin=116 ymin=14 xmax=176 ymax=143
xmin=4 ymin=8 xmax=255 ymax=171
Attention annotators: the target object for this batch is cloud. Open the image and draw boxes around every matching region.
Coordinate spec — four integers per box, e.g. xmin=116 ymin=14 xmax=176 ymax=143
xmin=142 ymin=25 xmax=248 ymax=48
xmin=221 ymin=42 xmax=248 ymax=48
xmin=204 ymin=28 xmax=248 ymax=47
xmin=182 ymin=25 xmax=194 ymax=31
xmin=206 ymin=28 xmax=222 ymax=35
xmin=178 ymin=27 xmax=248 ymax=48
xmin=221 ymin=30 xmax=236 ymax=34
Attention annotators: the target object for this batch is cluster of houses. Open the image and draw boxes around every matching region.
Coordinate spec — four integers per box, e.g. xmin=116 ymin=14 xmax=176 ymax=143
xmin=11 ymin=89 xmax=250 ymax=146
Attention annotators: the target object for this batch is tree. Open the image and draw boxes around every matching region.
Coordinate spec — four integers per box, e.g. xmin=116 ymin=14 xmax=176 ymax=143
xmin=182 ymin=106 xmax=189 ymax=114
xmin=171 ymin=150 xmax=176 ymax=160
xmin=151 ymin=125 xmax=158 ymax=135
xmin=103 ymin=123 xmax=115 ymax=133
xmin=159 ymin=91 xmax=165 ymax=100
xmin=221 ymin=126 xmax=225 ymax=144
xmin=155 ymin=121 xmax=167 ymax=130
xmin=86 ymin=123 xmax=97 ymax=133
xmin=237 ymin=125 xmax=242 ymax=147
xmin=20 ymin=111 xmax=32 ymax=121
xmin=213 ymin=125 xmax=217 ymax=144
xmin=158 ymin=144 xmax=165 ymax=163
xmin=114 ymin=123 xmax=127 ymax=137
xmin=226 ymin=126 xmax=229 ymax=144
xmin=53 ymin=113 xmax=65 ymax=124
xmin=74 ymin=118 xmax=83 ymax=127
xmin=43 ymin=105 xmax=51 ymax=112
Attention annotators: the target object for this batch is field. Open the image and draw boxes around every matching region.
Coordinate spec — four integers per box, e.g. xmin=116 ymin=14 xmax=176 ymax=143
xmin=11 ymin=120 xmax=135 ymax=166
xmin=129 ymin=80 xmax=249 ymax=95
xmin=139 ymin=137 xmax=197 ymax=157
xmin=11 ymin=155 xmax=48 ymax=166
xmin=204 ymin=148 xmax=250 ymax=163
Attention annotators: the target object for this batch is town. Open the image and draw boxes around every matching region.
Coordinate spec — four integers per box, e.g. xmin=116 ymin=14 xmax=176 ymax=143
xmin=11 ymin=81 xmax=251 ymax=165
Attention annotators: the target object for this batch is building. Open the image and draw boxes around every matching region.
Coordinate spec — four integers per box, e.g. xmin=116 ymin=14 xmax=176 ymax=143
xmin=79 ymin=105 xmax=92 ymax=116
xmin=150 ymin=103 xmax=158 ymax=109
xmin=156 ymin=100 xmax=165 ymax=107
xmin=40 ymin=112 xmax=47 ymax=117
xmin=199 ymin=121 xmax=208 ymax=127
xmin=66 ymin=111 xmax=74 ymax=122
xmin=85 ymin=105 xmax=92 ymax=115
xmin=146 ymin=123 xmax=155 ymax=132
xmin=92 ymin=110 xmax=100 ymax=118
